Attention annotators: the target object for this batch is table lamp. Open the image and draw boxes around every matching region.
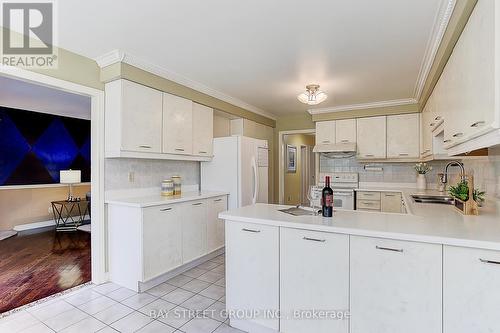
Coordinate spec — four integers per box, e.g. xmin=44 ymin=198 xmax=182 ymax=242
xmin=60 ymin=170 xmax=81 ymax=201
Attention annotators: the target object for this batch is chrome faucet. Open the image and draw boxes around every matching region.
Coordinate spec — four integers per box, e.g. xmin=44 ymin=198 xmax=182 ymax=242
xmin=440 ymin=161 xmax=466 ymax=185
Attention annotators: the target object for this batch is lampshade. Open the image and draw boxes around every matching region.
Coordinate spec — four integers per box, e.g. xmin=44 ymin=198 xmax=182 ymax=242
xmin=297 ymin=84 xmax=328 ymax=105
xmin=60 ymin=170 xmax=81 ymax=184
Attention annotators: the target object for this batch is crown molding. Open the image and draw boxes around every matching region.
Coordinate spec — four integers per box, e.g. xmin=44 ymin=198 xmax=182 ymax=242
xmin=413 ymin=0 xmax=456 ymax=101
xmin=94 ymin=50 xmax=277 ymax=121
xmin=307 ymin=98 xmax=417 ymax=115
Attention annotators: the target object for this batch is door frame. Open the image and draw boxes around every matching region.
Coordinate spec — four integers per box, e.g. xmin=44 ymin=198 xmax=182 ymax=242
xmin=278 ymin=129 xmax=317 ymax=204
xmin=0 ymin=66 xmax=107 ymax=284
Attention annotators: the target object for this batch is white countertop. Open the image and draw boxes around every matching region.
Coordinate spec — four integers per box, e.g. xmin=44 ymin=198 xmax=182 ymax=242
xmin=105 ymin=191 xmax=228 ymax=208
xmin=220 ymin=188 xmax=500 ymax=251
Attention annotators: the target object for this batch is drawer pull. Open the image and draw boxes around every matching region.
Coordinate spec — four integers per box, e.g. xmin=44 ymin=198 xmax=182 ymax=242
xmin=139 ymin=145 xmax=152 ymax=149
xmin=452 ymin=132 xmax=464 ymax=138
xmin=479 ymin=258 xmax=500 ymax=265
xmin=399 ymin=153 xmax=409 ymax=156
xmin=363 ymin=193 xmax=375 ymax=196
xmin=363 ymin=202 xmax=374 ymax=205
xmin=303 ymin=237 xmax=326 ymax=243
xmin=160 ymin=208 xmax=172 ymax=211
xmin=471 ymin=121 xmax=486 ymax=128
xmin=364 ymin=154 xmax=374 ymax=157
xmin=242 ymin=228 xmax=260 ymax=233
xmin=175 ymin=148 xmax=185 ymax=152
xmin=322 ymin=140 xmax=331 ymax=143
xmin=199 ymin=151 xmax=208 ymax=154
xmin=376 ymin=245 xmax=403 ymax=253
xmin=214 ymin=198 xmax=223 ymax=202
xmin=340 ymin=139 xmax=349 ymax=143
xmin=192 ymin=202 xmax=203 ymax=206
xmin=384 ymin=194 xmax=396 ymax=197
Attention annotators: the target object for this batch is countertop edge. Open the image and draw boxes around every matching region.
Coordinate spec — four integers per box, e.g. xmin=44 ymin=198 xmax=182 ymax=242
xmin=106 ymin=191 xmax=229 ymax=208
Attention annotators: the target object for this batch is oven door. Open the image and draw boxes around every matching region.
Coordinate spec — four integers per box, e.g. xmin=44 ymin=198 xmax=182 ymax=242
xmin=332 ymin=190 xmax=354 ymax=210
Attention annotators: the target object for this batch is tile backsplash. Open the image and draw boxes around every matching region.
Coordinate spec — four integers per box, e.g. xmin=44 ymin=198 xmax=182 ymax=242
xmin=105 ymin=158 xmax=200 ymax=191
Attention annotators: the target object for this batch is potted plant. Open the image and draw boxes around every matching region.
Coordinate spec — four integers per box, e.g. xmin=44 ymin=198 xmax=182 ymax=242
xmin=414 ymin=163 xmax=432 ymax=190
xmin=449 ymin=180 xmax=485 ymax=207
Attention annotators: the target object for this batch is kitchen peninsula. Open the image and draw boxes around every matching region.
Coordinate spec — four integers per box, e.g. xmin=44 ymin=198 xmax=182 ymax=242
xmin=220 ymin=196 xmax=500 ymax=333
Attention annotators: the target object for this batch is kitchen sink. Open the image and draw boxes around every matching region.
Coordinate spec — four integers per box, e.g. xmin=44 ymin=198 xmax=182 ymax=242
xmin=411 ymin=195 xmax=455 ymax=205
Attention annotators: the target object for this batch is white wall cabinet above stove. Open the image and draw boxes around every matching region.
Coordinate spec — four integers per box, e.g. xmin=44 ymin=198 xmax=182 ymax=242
xmin=315 ymin=120 xmax=336 ymax=144
xmin=335 ymin=119 xmax=357 ymax=144
xmin=105 ymin=79 xmax=213 ymax=161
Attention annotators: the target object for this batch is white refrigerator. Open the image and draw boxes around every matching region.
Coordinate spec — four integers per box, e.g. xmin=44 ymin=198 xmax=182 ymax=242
xmin=201 ymin=136 xmax=268 ymax=209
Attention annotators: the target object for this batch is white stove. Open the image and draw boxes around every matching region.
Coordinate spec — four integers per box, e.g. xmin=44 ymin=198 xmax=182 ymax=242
xmin=314 ymin=172 xmax=359 ymax=210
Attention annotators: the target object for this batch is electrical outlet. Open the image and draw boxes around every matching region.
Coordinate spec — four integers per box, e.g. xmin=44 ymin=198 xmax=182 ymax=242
xmin=128 ymin=171 xmax=135 ymax=182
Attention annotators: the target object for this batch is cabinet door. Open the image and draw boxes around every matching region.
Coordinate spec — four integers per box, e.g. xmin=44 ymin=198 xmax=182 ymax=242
xmin=180 ymin=201 xmax=207 ymax=262
xmin=420 ymin=107 xmax=433 ymax=157
xmin=163 ymin=93 xmax=193 ymax=155
xmin=444 ymin=246 xmax=500 ymax=333
xmin=380 ymin=192 xmax=402 ymax=213
xmin=226 ymin=221 xmax=279 ymax=331
xmin=357 ymin=116 xmax=386 ymax=159
xmin=192 ymin=103 xmax=214 ymax=157
xmin=143 ymin=205 xmax=182 ymax=281
xmin=316 ymin=121 xmax=336 ymax=144
xmin=350 ymin=236 xmax=442 ymax=333
xmin=387 ymin=114 xmax=420 ymax=159
xmin=120 ymin=80 xmax=163 ymax=153
xmin=207 ymin=196 xmax=227 ymax=252
xmin=335 ymin=119 xmax=356 ymax=144
xmin=280 ymin=228 xmax=349 ymax=333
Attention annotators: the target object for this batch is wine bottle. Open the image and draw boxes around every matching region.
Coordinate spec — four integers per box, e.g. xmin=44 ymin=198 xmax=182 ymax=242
xmin=322 ymin=176 xmax=333 ymax=217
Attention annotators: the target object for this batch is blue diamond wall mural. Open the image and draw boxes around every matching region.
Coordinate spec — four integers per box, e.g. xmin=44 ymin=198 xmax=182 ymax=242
xmin=0 ymin=107 xmax=91 ymax=186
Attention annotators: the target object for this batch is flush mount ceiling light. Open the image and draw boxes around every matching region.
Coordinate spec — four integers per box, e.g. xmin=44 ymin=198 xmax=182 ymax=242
xmin=297 ymin=84 xmax=328 ymax=105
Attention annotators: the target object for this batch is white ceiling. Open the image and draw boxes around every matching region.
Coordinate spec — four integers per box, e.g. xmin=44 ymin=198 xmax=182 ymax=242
xmin=56 ymin=0 xmax=452 ymax=117
xmin=0 ymin=76 xmax=91 ymax=119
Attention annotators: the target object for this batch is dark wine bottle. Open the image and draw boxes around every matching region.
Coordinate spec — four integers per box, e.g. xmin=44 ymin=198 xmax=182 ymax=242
xmin=322 ymin=176 xmax=333 ymax=217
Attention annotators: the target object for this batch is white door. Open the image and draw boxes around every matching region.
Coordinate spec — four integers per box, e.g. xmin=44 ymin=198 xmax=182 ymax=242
xmin=180 ymin=201 xmax=207 ymax=262
xmin=142 ymin=205 xmax=182 ymax=280
xmin=444 ymin=245 xmax=500 ymax=333
xmin=192 ymin=103 xmax=214 ymax=156
xmin=119 ymin=80 xmax=163 ymax=153
xmin=206 ymin=196 xmax=227 ymax=252
xmin=163 ymin=92 xmax=193 ymax=155
xmin=350 ymin=236 xmax=442 ymax=333
xmin=387 ymin=114 xmax=420 ymax=159
xmin=335 ymin=119 xmax=356 ymax=144
xmin=280 ymin=228 xmax=349 ymax=333
xmin=226 ymin=221 xmax=279 ymax=331
xmin=316 ymin=121 xmax=336 ymax=144
xmin=357 ymin=116 xmax=386 ymax=159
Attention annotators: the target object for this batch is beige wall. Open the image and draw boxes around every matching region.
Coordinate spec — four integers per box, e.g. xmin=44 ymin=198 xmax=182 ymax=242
xmin=0 ymin=184 xmax=91 ymax=230
xmin=283 ymin=134 xmax=315 ymax=205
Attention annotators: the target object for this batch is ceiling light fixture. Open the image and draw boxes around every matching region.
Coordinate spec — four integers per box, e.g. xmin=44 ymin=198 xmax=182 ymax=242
xmin=297 ymin=84 xmax=328 ymax=105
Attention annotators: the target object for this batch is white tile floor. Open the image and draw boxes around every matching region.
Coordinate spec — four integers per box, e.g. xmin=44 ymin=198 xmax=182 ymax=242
xmin=0 ymin=254 xmax=244 ymax=333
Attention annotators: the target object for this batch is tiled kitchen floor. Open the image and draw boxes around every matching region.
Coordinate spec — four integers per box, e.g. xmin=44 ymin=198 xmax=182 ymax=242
xmin=0 ymin=254 xmax=244 ymax=333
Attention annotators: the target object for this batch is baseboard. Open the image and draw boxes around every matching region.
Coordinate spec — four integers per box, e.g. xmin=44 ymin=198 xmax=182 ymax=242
xmin=13 ymin=215 xmax=91 ymax=232
xmin=138 ymin=247 xmax=225 ymax=292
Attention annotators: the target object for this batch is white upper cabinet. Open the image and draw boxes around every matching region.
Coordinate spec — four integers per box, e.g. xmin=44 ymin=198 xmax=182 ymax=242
xmin=444 ymin=245 xmax=500 ymax=333
xmin=387 ymin=114 xmax=420 ymax=159
xmin=192 ymin=103 xmax=214 ymax=157
xmin=163 ymin=93 xmax=193 ymax=155
xmin=105 ymin=79 xmax=163 ymax=154
xmin=357 ymin=116 xmax=386 ymax=159
xmin=420 ymin=102 xmax=433 ymax=158
xmin=316 ymin=120 xmax=336 ymax=144
xmin=335 ymin=119 xmax=357 ymax=144
xmin=350 ymin=236 xmax=442 ymax=333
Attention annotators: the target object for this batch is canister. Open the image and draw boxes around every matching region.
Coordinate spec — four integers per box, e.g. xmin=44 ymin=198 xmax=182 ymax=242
xmin=172 ymin=176 xmax=182 ymax=195
xmin=161 ymin=179 xmax=174 ymax=197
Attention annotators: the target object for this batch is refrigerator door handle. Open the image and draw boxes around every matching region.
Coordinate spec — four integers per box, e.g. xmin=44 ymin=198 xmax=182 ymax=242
xmin=252 ymin=157 xmax=258 ymax=204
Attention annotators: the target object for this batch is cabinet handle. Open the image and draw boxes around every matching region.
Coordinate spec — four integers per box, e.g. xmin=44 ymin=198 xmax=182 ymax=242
xmin=322 ymin=140 xmax=331 ymax=143
xmin=242 ymin=228 xmax=260 ymax=233
xmin=444 ymin=139 xmax=452 ymax=143
xmin=160 ymin=208 xmax=172 ymax=211
xmin=399 ymin=153 xmax=409 ymax=156
xmin=376 ymin=245 xmax=403 ymax=253
xmin=199 ymin=151 xmax=208 ymax=154
xmin=429 ymin=123 xmax=435 ymax=127
xmin=363 ymin=193 xmax=375 ymax=196
xmin=470 ymin=121 xmax=486 ymax=128
xmin=479 ymin=258 xmax=500 ymax=265
xmin=340 ymin=140 xmax=349 ymax=143
xmin=175 ymin=148 xmax=185 ymax=151
xmin=452 ymin=132 xmax=464 ymax=138
xmin=139 ymin=145 xmax=151 ymax=149
xmin=364 ymin=154 xmax=374 ymax=157
xmin=192 ymin=202 xmax=203 ymax=206
xmin=214 ymin=198 xmax=223 ymax=202
xmin=434 ymin=116 xmax=442 ymax=121
xmin=384 ymin=194 xmax=396 ymax=197
xmin=303 ymin=236 xmax=326 ymax=243
xmin=363 ymin=202 xmax=374 ymax=205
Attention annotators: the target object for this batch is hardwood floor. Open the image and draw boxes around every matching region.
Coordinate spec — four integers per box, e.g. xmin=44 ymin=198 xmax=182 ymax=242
xmin=0 ymin=229 xmax=91 ymax=313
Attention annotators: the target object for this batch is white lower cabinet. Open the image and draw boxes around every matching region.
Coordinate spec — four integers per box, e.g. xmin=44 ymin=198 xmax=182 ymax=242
xmin=207 ymin=196 xmax=227 ymax=252
xmin=444 ymin=245 xmax=500 ymax=333
xmin=180 ymin=200 xmax=207 ymax=263
xmin=226 ymin=221 xmax=279 ymax=332
xmin=350 ymin=236 xmax=442 ymax=333
xmin=280 ymin=228 xmax=349 ymax=333
xmin=143 ymin=204 xmax=182 ymax=281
